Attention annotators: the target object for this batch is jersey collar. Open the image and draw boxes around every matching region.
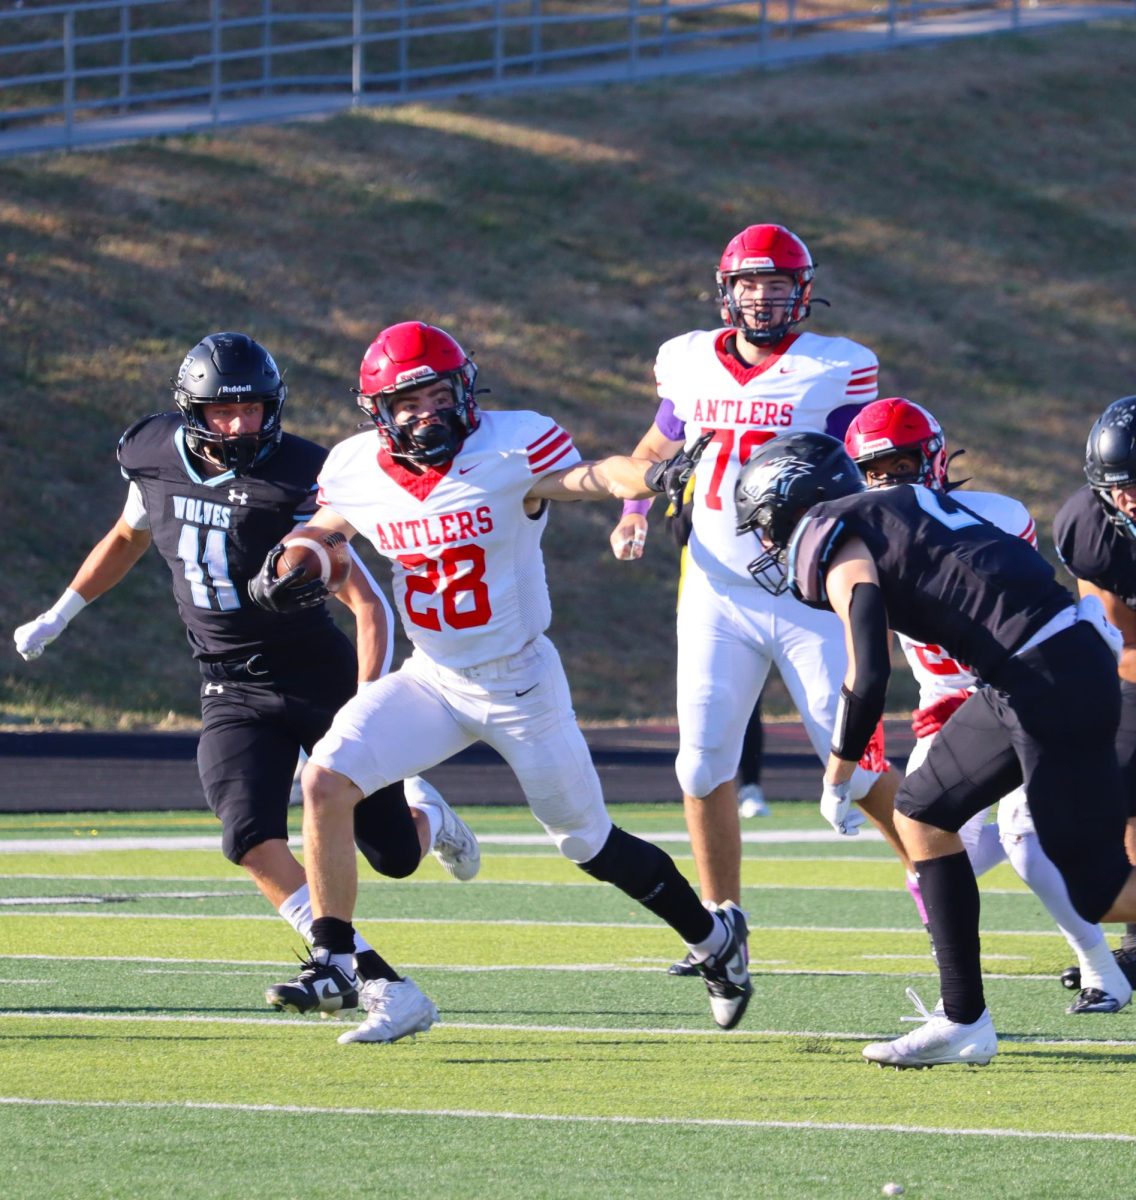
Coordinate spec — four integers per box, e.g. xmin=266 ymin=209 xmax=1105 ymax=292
xmin=174 ymin=427 xmax=238 ymax=487
xmin=377 ymin=447 xmax=453 ymax=500
xmin=715 ymin=329 xmax=800 ymax=385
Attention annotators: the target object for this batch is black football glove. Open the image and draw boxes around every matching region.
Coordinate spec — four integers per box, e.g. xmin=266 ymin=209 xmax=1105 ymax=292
xmin=247 ymin=544 xmax=329 ymax=613
xmin=643 ymin=431 xmax=712 ymax=518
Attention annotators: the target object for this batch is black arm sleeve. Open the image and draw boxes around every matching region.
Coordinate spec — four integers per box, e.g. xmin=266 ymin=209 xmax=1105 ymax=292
xmin=831 ymin=581 xmax=891 ymax=761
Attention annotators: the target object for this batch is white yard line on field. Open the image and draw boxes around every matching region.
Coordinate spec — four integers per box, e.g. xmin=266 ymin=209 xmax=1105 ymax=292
xmin=2 ymin=1097 xmax=1136 ymax=1146
xmin=0 ymin=830 xmax=884 ymax=854
xmin=2 ymin=1011 xmax=1135 ymax=1052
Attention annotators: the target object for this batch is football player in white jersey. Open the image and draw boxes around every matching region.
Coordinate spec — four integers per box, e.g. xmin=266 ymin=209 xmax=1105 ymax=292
xmin=12 ymin=332 xmax=476 ymax=1029
xmin=845 ymin=398 xmax=1132 ymax=1016
xmin=607 ymin=224 xmax=904 ymax=953
xmin=252 ymin=321 xmax=752 ymax=1042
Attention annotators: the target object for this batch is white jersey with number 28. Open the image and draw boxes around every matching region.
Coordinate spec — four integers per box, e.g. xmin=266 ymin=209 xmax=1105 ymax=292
xmin=316 ymin=409 xmax=580 ymax=669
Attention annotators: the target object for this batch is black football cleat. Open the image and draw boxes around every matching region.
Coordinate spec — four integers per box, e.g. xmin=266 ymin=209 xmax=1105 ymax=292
xmin=266 ymin=957 xmax=358 ymax=1015
xmin=700 ymin=901 xmax=752 ymax=1030
xmin=667 ymin=951 xmax=700 ymax=977
xmin=1060 ymin=946 xmax=1136 ymax=993
xmin=1066 ymin=987 xmax=1130 ymax=1014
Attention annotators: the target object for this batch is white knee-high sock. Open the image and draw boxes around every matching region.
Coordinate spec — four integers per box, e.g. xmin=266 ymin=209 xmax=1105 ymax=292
xmin=1001 ymin=831 xmax=1130 ymax=997
xmin=277 ymin=883 xmax=376 ymax=955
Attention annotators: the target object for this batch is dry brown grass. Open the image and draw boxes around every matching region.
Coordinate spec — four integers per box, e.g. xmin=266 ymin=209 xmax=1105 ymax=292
xmin=2 ymin=18 xmax=1135 ymax=727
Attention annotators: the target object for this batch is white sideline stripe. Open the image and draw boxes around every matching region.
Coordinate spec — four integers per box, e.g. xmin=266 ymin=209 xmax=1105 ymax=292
xmin=0 ymin=875 xmax=1041 ymax=897
xmin=2 ymin=1011 xmax=1136 ymax=1051
xmin=0 ymin=910 xmax=1081 ymax=937
xmin=0 ymin=954 xmax=1064 ymax=982
xmin=0 ymin=830 xmax=884 ymax=854
xmin=0 ymin=1096 xmax=1132 ymax=1143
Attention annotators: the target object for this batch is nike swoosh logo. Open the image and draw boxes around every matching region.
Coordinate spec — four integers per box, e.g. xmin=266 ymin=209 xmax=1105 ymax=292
xmin=779 ymin=365 xmax=794 ymax=374
xmin=514 ymin=684 xmax=539 ymax=697
xmin=459 ymin=464 xmax=477 ymax=475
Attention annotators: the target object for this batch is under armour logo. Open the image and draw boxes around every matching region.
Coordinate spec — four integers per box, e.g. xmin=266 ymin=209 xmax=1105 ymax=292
xmin=204 ymin=682 xmax=225 ymax=695
xmin=228 ymin=488 xmax=249 ymax=505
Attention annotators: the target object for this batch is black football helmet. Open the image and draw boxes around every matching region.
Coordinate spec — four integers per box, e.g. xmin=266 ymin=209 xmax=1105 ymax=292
xmin=735 ymin=431 xmax=864 ymax=593
xmin=1085 ymin=396 xmax=1136 ymax=539
xmin=173 ymin=332 xmax=286 ymax=474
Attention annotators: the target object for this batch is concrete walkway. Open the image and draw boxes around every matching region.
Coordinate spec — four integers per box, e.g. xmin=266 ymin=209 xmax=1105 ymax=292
xmin=1 ymin=3 xmax=1131 ymax=158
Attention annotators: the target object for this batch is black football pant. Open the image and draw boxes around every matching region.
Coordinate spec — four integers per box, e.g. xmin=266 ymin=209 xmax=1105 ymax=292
xmin=896 ymin=621 xmax=1130 ymax=923
xmin=197 ymin=632 xmax=417 ymax=872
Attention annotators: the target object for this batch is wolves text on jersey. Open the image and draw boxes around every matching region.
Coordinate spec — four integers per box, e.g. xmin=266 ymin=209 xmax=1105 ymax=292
xmin=371 ymin=505 xmax=494 ymax=554
xmin=690 ymin=398 xmax=794 ymax=428
xmin=172 ymin=495 xmax=233 ymax=529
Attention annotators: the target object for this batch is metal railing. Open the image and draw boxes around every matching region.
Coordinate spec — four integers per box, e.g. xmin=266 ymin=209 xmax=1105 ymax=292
xmin=1 ymin=0 xmax=1129 ymax=154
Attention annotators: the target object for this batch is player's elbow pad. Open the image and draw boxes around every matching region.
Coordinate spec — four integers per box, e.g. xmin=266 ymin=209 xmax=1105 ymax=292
xmin=832 ymin=582 xmax=890 ymax=761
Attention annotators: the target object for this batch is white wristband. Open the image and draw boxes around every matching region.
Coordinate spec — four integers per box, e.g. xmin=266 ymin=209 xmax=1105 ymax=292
xmin=49 ymin=589 xmax=88 ymax=625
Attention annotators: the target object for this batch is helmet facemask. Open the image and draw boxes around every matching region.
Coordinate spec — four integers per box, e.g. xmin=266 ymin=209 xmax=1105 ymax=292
xmin=717 ymin=270 xmax=812 ymax=347
xmin=173 ymin=333 xmax=286 ymax=476
xmin=735 ymin=432 xmax=865 ymax=594
xmin=1085 ymin=396 xmax=1136 ymax=539
xmin=358 ymin=363 xmax=479 ymax=468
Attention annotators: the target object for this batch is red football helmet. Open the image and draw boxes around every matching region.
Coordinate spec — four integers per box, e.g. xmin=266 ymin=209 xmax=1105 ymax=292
xmin=844 ymin=397 xmax=948 ymax=490
xmin=356 ymin=321 xmax=479 ymax=465
xmin=716 ymin=224 xmax=816 ymax=346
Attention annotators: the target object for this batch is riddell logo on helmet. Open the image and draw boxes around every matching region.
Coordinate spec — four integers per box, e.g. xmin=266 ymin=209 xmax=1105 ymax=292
xmin=217 ymin=384 xmax=253 ymax=394
xmin=738 ymin=256 xmax=776 ymax=270
xmin=858 ymin=436 xmax=898 ymax=454
xmin=396 ymin=366 xmax=435 ymax=386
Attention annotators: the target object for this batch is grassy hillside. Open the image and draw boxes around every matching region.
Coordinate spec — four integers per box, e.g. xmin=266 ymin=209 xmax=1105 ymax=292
xmin=3 ymin=19 xmax=1135 ymax=729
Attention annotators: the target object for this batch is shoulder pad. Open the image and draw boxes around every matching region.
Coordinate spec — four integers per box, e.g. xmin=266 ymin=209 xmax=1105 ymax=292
xmin=786 ymin=508 xmax=850 ymax=607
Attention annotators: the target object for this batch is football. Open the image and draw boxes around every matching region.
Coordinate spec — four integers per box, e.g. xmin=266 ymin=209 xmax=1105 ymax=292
xmin=275 ymin=527 xmax=352 ymax=594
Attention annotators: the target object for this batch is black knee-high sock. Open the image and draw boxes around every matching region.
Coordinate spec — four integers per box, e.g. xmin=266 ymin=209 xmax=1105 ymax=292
xmin=916 ymin=851 xmax=985 ymax=1025
xmin=355 ymin=950 xmax=401 ymax=984
xmin=1123 ymin=923 xmax=1136 ymax=952
xmin=578 ymin=826 xmax=715 ymax=945
xmin=310 ymin=915 xmax=356 ymax=957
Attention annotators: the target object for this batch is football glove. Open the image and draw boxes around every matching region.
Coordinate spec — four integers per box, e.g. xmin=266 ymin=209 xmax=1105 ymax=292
xmin=911 ymin=687 xmax=973 ymax=739
xmin=13 ymin=589 xmax=87 ymax=661
xmin=820 ymin=779 xmax=866 ymax=836
xmin=13 ymin=610 xmax=71 ymax=661
xmin=644 ymin=432 xmax=712 ymax=518
xmin=247 ymin=545 xmax=328 ymax=613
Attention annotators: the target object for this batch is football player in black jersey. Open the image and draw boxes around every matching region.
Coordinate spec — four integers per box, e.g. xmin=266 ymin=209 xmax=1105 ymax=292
xmin=1053 ymin=394 xmax=1136 ymax=989
xmin=734 ymin=430 xmax=1136 ymax=1068
xmin=13 ymin=331 xmax=480 ymax=1044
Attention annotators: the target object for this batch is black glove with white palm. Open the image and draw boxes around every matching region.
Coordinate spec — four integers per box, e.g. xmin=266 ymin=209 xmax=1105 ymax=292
xmin=247 ymin=544 xmax=328 ymax=613
xmin=644 ymin=431 xmax=713 ymax=519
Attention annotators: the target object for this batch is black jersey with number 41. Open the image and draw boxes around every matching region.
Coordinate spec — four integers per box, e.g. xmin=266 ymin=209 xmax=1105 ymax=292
xmin=787 ymin=484 xmax=1075 ymax=683
xmin=117 ymin=412 xmax=339 ymax=660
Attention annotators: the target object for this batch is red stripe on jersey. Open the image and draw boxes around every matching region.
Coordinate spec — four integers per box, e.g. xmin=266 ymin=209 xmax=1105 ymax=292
xmin=533 ymin=442 xmax=576 ymax=473
xmin=1020 ymin=518 xmax=1038 ymax=548
xmin=527 ymin=424 xmax=564 ymax=452
xmin=529 ymin=430 xmax=572 ymax=471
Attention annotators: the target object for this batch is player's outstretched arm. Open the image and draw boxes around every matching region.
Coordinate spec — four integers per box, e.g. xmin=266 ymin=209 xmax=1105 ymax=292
xmin=13 ymin=516 xmax=151 ymax=661
xmin=531 ymin=433 xmax=710 ymax=506
xmin=606 ymin=425 xmax=683 ymax=561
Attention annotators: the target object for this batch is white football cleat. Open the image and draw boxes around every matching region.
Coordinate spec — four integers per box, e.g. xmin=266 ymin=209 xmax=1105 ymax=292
xmin=863 ymin=991 xmax=996 ymax=1069
xmin=337 ymin=977 xmax=439 ymax=1045
xmin=405 ymin=776 xmax=481 ymax=881
xmin=737 ymin=783 xmax=769 ymax=818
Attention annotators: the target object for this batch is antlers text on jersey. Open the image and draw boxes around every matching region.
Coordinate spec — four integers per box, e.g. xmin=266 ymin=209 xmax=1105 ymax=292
xmin=689 ymin=398 xmax=794 ymax=427
xmin=371 ymin=505 xmax=493 ymax=552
